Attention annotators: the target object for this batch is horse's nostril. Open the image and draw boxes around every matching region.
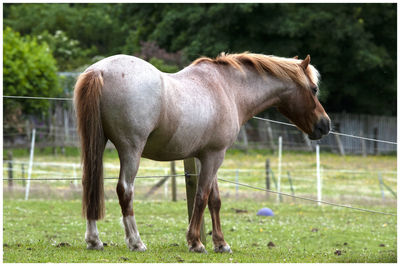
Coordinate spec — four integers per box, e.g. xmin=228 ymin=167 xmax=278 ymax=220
xmin=319 ymin=118 xmax=331 ymax=134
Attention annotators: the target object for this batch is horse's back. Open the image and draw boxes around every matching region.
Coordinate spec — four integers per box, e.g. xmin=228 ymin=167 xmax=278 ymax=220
xmin=85 ymin=55 xmax=239 ymax=161
xmin=88 ymin=55 xmax=161 ymax=87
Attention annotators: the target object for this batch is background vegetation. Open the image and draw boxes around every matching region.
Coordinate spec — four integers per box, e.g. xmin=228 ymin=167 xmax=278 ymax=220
xmin=3 ymin=3 xmax=397 ymax=116
xmin=3 ymin=27 xmax=60 ymax=123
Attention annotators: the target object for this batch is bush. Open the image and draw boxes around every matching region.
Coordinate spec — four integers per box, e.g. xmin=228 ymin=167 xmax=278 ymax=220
xmin=37 ymin=30 xmax=97 ymax=71
xmin=3 ymin=27 xmax=61 ymax=128
xmin=149 ymin=57 xmax=179 ymax=73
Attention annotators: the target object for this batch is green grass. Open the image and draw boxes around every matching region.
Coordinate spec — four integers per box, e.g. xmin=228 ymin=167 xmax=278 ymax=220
xmin=3 ymin=198 xmax=396 ymax=263
xmin=3 ymin=147 xmax=397 ymax=262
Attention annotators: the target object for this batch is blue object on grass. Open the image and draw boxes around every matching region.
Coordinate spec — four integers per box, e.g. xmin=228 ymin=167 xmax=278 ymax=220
xmin=257 ymin=207 xmax=274 ymax=216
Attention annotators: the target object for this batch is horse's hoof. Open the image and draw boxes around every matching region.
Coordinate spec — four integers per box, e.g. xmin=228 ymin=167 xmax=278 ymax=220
xmin=189 ymin=243 xmax=207 ymax=253
xmin=128 ymin=242 xmax=147 ymax=252
xmin=86 ymin=241 xmax=104 ymax=251
xmin=214 ymin=244 xmax=232 ymax=253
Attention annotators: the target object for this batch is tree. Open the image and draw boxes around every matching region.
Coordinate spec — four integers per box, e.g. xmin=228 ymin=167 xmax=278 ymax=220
xmin=37 ymin=30 xmax=96 ymax=70
xmin=3 ymin=27 xmax=60 ymax=128
xmin=120 ymin=3 xmax=396 ymax=115
xmin=4 ymin=3 xmax=396 ymax=115
xmin=4 ymin=4 xmax=126 ymax=56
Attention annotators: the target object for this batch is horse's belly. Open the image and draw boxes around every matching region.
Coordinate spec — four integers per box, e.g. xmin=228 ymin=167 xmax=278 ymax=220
xmin=141 ymin=146 xmax=190 ymax=161
xmin=141 ymin=127 xmax=205 ymax=161
xmin=141 ymin=118 xmax=239 ymax=161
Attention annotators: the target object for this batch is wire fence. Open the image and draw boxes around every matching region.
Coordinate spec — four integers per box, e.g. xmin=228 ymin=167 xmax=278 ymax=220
xmin=252 ymin=116 xmax=397 ymax=145
xmin=3 ymin=94 xmax=397 ymax=217
xmin=4 ymin=159 xmax=397 ymax=175
xmin=3 ymin=163 xmax=396 ymax=216
xmin=2 ymin=174 xmax=185 ymax=181
xmin=2 ymin=172 xmax=396 ymax=216
xmin=217 ymin=178 xmax=396 ymax=216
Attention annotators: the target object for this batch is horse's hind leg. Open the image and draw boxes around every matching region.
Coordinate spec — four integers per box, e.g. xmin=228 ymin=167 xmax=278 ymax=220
xmin=208 ymin=179 xmax=232 ymax=253
xmin=86 ymin=220 xmax=103 ymax=250
xmin=116 ymin=145 xmax=147 ymax=251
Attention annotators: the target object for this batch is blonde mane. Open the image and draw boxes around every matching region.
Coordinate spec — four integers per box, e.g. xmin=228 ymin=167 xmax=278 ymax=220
xmin=192 ymin=52 xmax=320 ymax=89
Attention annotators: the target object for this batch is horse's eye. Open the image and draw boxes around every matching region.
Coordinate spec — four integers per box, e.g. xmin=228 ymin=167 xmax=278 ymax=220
xmin=311 ymin=87 xmax=318 ymax=95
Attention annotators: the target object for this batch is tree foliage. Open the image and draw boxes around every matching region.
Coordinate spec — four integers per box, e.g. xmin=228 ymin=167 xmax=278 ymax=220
xmin=3 ymin=27 xmax=60 ymax=124
xmin=37 ymin=30 xmax=96 ymax=70
xmin=4 ymin=3 xmax=397 ymax=115
xmin=4 ymin=4 xmax=126 ymax=55
xmin=121 ymin=3 xmax=396 ymax=115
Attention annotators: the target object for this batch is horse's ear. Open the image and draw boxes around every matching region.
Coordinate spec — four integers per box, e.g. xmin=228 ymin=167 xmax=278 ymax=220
xmin=293 ymin=55 xmax=299 ymax=59
xmin=300 ymin=55 xmax=311 ymax=70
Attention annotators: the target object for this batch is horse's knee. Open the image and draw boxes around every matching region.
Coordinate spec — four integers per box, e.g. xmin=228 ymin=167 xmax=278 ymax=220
xmin=194 ymin=190 xmax=210 ymax=212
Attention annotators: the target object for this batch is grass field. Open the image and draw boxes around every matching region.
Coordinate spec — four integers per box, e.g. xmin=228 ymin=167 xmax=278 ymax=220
xmin=2 ymin=147 xmax=397 ymax=262
xmin=3 ymin=198 xmax=396 ymax=263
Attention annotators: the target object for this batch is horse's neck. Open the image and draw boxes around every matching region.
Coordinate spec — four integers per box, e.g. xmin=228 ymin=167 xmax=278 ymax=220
xmin=172 ymin=63 xmax=287 ymax=125
xmin=219 ymin=66 xmax=287 ymax=125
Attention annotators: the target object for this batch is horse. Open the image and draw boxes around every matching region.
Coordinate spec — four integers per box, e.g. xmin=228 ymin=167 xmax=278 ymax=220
xmin=74 ymin=52 xmax=331 ymax=254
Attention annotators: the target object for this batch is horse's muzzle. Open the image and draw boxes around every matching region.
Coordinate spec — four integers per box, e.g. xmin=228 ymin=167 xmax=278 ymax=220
xmin=308 ymin=117 xmax=331 ymax=140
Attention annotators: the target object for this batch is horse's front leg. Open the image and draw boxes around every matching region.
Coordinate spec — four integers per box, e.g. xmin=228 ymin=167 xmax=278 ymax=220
xmin=187 ymin=151 xmax=225 ymax=253
xmin=117 ymin=150 xmax=147 ymax=251
xmin=208 ymin=179 xmax=232 ymax=253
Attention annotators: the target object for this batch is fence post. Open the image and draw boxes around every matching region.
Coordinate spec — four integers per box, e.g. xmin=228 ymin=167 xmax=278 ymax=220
xmin=277 ymin=136 xmax=282 ymax=203
xmin=21 ymin=163 xmax=26 ymax=187
xmin=360 ymin=129 xmax=367 ymax=157
xmin=271 ymin=170 xmax=277 ymax=190
xmin=7 ymin=151 xmax=13 ymax=189
xmin=170 ymin=161 xmax=177 ymax=202
xmin=183 ymin=158 xmax=206 ymax=246
xmin=266 ymin=121 xmax=275 ymax=151
xmin=265 ymin=159 xmax=270 ymax=198
xmin=316 ymin=144 xmax=321 ymax=206
xmin=64 ymin=108 xmax=70 ymax=143
xmin=373 ymin=127 xmax=379 ymax=155
xmin=302 ymin=132 xmax=313 ymax=151
xmin=378 ymin=172 xmax=385 ymax=200
xmin=334 ymin=123 xmax=345 ymax=156
xmin=51 ymin=114 xmax=57 ymax=155
xmin=335 ymin=134 xmax=345 ymax=156
xmin=287 ymin=171 xmax=295 ymax=200
xmin=25 ymin=129 xmax=36 ymax=200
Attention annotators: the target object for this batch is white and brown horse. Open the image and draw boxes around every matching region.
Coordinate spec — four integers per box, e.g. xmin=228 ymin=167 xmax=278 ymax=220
xmin=74 ymin=52 xmax=330 ymax=253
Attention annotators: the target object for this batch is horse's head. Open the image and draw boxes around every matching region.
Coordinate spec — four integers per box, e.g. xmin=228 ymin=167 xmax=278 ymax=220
xmin=277 ymin=55 xmax=331 ymax=140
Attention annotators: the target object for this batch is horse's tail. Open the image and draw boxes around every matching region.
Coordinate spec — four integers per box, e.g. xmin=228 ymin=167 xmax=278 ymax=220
xmin=74 ymin=70 xmax=105 ymax=220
